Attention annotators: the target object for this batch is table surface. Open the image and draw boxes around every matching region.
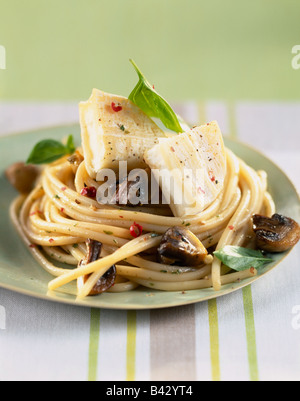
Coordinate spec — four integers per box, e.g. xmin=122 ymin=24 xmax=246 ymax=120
xmin=0 ymin=100 xmax=299 ymax=381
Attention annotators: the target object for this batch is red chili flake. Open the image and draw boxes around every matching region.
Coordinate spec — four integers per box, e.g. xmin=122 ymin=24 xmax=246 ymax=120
xmin=130 ymin=222 xmax=143 ymax=238
xmin=61 ymin=187 xmax=67 ymax=191
xmin=228 ymin=225 xmax=235 ymax=231
xmin=49 ymin=238 xmax=55 ymax=244
xmin=170 ymin=146 xmax=175 ymax=152
xmin=29 ymin=244 xmax=36 ymax=248
xmin=60 ymin=208 xmax=65 ymax=213
xmin=30 ymin=210 xmax=43 ymax=217
xmin=119 ymin=216 xmax=124 ymax=219
xmin=208 ymin=170 xmax=216 ymax=182
xmin=81 ymin=186 xmax=97 ymax=198
xmin=198 ymin=187 xmax=206 ymax=195
xmin=111 ymin=102 xmax=122 ymax=112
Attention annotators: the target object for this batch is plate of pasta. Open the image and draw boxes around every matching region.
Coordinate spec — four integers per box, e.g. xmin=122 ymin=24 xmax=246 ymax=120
xmin=1 ymin=62 xmax=300 ymax=309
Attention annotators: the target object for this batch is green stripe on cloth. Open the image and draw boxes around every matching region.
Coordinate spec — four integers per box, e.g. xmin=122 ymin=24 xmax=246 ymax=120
xmin=208 ymin=299 xmax=221 ymax=381
xmin=243 ymin=286 xmax=259 ymax=381
xmin=126 ymin=311 xmax=137 ymax=381
xmin=88 ymin=308 xmax=101 ymax=381
xmin=227 ymin=102 xmax=260 ymax=381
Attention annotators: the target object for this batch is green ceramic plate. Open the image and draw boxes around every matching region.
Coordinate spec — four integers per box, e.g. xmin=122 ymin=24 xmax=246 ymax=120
xmin=0 ymin=125 xmax=299 ymax=310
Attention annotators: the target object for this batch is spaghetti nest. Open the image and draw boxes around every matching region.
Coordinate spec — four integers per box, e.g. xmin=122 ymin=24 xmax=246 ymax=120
xmin=10 ymin=148 xmax=275 ymax=298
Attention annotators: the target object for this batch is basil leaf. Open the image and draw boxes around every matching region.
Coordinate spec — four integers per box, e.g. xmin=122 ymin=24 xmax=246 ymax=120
xmin=66 ymin=135 xmax=76 ymax=154
xmin=26 ymin=136 xmax=76 ymax=165
xmin=214 ymin=246 xmax=274 ymax=271
xmin=128 ymin=59 xmax=184 ymax=133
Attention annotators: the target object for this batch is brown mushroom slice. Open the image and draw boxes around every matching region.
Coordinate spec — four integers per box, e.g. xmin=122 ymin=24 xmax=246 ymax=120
xmin=5 ymin=162 xmax=40 ymax=194
xmin=67 ymin=151 xmax=84 ymax=174
xmin=78 ymin=239 xmax=116 ymax=295
xmin=157 ymin=226 xmax=208 ymax=266
xmin=253 ymin=214 xmax=300 ymax=253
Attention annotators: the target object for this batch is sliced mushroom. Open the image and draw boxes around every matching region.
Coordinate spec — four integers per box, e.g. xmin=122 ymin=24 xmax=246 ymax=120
xmin=78 ymin=239 xmax=116 ymax=295
xmin=5 ymin=162 xmax=40 ymax=194
xmin=157 ymin=226 xmax=208 ymax=266
xmin=253 ymin=214 xmax=300 ymax=253
xmin=68 ymin=151 xmax=84 ymax=174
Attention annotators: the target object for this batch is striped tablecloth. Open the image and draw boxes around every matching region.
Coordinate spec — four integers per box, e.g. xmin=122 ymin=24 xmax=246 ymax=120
xmin=0 ymin=101 xmax=299 ymax=382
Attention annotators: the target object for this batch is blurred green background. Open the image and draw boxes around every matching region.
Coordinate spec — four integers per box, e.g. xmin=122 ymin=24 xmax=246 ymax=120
xmin=0 ymin=0 xmax=300 ymax=102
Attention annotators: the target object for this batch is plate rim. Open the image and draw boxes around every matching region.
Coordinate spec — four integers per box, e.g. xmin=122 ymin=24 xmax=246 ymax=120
xmin=0 ymin=124 xmax=299 ymax=310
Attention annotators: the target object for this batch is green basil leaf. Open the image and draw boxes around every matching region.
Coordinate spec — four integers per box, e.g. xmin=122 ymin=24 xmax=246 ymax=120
xmin=26 ymin=136 xmax=76 ymax=165
xmin=66 ymin=135 xmax=76 ymax=154
xmin=128 ymin=59 xmax=184 ymax=133
xmin=214 ymin=245 xmax=274 ymax=271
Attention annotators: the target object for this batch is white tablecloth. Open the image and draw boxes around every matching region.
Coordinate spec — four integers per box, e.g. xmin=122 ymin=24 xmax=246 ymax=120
xmin=0 ymin=101 xmax=299 ymax=381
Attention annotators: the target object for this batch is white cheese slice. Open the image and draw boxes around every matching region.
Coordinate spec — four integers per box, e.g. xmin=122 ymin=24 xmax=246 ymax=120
xmin=144 ymin=121 xmax=227 ymax=217
xmin=79 ymin=89 xmax=166 ymax=178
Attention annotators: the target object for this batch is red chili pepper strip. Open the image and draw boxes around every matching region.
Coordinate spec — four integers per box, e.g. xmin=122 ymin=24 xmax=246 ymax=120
xmin=81 ymin=186 xmax=97 ymax=198
xmin=111 ymin=102 xmax=122 ymax=112
xmin=208 ymin=170 xmax=216 ymax=182
xmin=130 ymin=222 xmax=143 ymax=238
